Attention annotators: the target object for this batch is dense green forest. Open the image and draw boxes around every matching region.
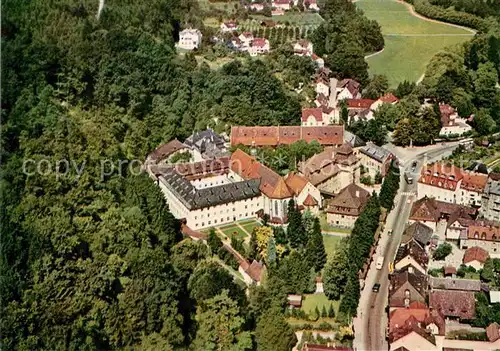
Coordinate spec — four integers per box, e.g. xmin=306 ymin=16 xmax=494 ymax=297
xmin=0 ymin=0 xmax=304 ymax=349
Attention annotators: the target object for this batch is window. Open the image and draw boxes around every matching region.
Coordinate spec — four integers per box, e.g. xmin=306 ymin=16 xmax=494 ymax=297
xmin=208 ymin=221 xmax=211 ymax=225
xmin=481 ymin=232 xmax=487 ymax=240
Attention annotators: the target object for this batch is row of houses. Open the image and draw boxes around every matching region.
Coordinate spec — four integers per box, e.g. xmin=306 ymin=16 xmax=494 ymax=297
xmin=417 ymin=162 xmax=500 ymax=220
xmin=245 ymin=0 xmax=319 ymax=12
xmin=388 ymin=202 xmax=500 ymax=350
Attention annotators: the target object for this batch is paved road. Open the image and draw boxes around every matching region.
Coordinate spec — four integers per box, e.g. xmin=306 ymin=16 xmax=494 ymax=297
xmin=354 ymin=143 xmax=460 ymax=351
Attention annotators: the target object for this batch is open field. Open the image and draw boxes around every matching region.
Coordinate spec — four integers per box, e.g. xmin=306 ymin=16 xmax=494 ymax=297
xmin=322 ymin=235 xmax=343 ymax=259
xmin=301 ymin=293 xmax=339 ymax=315
xmin=249 ymin=12 xmax=324 ymax=26
xmin=356 ymin=0 xmax=474 ymax=87
xmin=197 ymin=0 xmax=239 ymax=12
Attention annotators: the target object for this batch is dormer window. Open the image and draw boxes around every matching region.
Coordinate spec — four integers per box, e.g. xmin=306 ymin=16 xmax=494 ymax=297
xmin=474 ymin=231 xmax=479 ymax=239
xmin=449 ymin=175 xmax=455 ymax=180
xmin=433 ymin=172 xmax=439 ymax=177
xmin=481 ymin=232 xmax=487 ymax=240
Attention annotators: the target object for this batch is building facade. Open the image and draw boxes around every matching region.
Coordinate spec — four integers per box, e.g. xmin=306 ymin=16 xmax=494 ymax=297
xmin=481 ymin=173 xmax=500 ymax=221
xmin=178 ymin=29 xmax=202 ymax=50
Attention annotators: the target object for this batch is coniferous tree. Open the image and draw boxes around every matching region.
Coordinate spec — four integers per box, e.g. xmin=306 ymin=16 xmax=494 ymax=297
xmin=328 ymin=304 xmax=335 ymax=318
xmin=287 ymin=199 xmax=306 ymax=248
xmin=339 ymin=267 xmax=360 ymax=319
xmin=305 ymin=217 xmax=327 ymax=272
xmin=208 ymin=228 xmax=223 ymax=255
xmin=266 ymin=236 xmax=277 ymax=266
xmin=248 ymin=228 xmax=259 ymax=261
xmin=321 ymin=305 xmax=327 ymax=318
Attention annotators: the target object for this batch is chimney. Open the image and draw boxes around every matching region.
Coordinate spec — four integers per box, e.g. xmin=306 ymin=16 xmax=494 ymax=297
xmin=356 ymin=190 xmax=360 ymax=198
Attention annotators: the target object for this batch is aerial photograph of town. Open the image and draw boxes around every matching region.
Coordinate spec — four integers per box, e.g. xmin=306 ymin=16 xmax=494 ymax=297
xmin=1 ymin=0 xmax=499 ymax=350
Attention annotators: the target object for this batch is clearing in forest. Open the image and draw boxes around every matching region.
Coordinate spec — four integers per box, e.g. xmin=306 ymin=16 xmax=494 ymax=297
xmin=356 ymin=0 xmax=474 ymax=87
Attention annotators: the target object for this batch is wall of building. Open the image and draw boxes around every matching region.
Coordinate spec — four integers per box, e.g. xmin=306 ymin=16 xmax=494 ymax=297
xmin=459 ymin=238 xmax=500 ymax=254
xmin=158 ymin=176 xmax=263 ymax=230
xmin=417 ymin=183 xmax=457 ymax=204
xmin=326 ymin=212 xmax=357 ymax=228
xmin=191 ymin=174 xmax=233 ymax=189
xmin=297 ymin=182 xmax=322 ymax=208
xmin=317 ymin=169 xmax=354 ymax=195
xmin=481 ymin=189 xmax=500 ymax=221
xmin=360 ymin=153 xmax=384 ymax=179
xmin=394 ymin=256 xmax=426 ymax=274
xmin=390 ymin=332 xmax=438 ymax=351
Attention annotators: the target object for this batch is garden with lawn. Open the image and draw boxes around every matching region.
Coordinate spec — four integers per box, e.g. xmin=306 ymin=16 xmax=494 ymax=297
xmin=322 ymin=235 xmax=343 ymax=259
xmin=356 ymin=0 xmax=474 ymax=86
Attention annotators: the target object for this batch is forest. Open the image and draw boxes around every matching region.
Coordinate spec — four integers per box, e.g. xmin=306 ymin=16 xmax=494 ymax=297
xmin=0 ymin=0 xmax=380 ymax=349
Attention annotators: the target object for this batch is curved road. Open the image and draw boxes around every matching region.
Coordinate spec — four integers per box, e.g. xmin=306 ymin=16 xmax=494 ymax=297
xmin=355 ymin=142 xmax=460 ymax=351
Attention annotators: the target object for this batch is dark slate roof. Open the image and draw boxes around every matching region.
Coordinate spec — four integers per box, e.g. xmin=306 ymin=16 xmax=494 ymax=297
xmin=184 ymin=128 xmax=226 ymax=156
xmin=344 ymin=130 xmax=366 ymax=148
xmin=401 ymin=221 xmax=434 ymax=246
xmin=466 ymin=162 xmax=488 ymax=174
xmin=395 ymin=240 xmax=428 ymax=270
xmin=158 ymin=167 xmax=260 ymax=210
xmin=360 ymin=142 xmax=393 ymax=163
xmin=429 ymin=277 xmax=481 ymax=292
xmin=389 ymin=269 xmax=427 ymax=302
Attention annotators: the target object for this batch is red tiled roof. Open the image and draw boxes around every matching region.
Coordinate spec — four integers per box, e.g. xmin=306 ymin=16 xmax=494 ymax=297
xmin=486 ymin=323 xmax=500 ymax=342
xmin=409 ymin=301 xmax=427 ymax=309
xmin=338 ymin=79 xmax=361 ymax=97
xmin=148 ymin=139 xmax=187 ymax=162
xmin=296 ymin=39 xmax=311 ymax=48
xmin=247 ymin=260 xmax=263 ymax=281
xmin=303 ymin=194 xmax=318 ymax=207
xmin=223 ymin=21 xmax=237 ymax=28
xmin=251 ymin=38 xmax=268 ymax=48
xmin=463 ymin=246 xmax=489 ymax=264
xmin=467 ymin=224 xmax=500 ymax=241
xmin=302 ymin=345 xmax=353 ymax=351
xmin=444 ymin=266 xmax=457 ymax=275
xmin=302 ymin=107 xmax=323 ymax=122
xmin=241 ymin=31 xmax=253 ymax=38
xmin=273 ymin=0 xmax=290 ymax=3
xmin=285 ymin=172 xmax=309 ymax=195
xmin=389 ymin=307 xmax=445 ymax=335
xmin=346 ymin=99 xmax=375 ymax=109
xmin=389 ymin=317 xmax=436 ymax=345
xmin=429 ymin=290 xmax=475 ymax=320
xmin=230 ymin=126 xmax=344 ymax=147
xmin=231 ymin=149 xmax=293 ymax=199
xmin=315 ymin=93 xmax=329 ymax=106
xmin=461 ymin=172 xmax=488 ymax=192
xmin=419 ymin=163 xmax=463 ymax=191
xmin=379 ymin=93 xmax=399 ymax=104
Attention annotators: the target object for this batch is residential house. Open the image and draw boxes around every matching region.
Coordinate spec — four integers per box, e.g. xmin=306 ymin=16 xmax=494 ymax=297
xmin=302 ymin=345 xmax=353 ymax=351
xmin=301 ymin=107 xmax=337 ymax=126
xmin=314 ymin=276 xmax=324 ymax=293
xmin=294 ymin=39 xmax=313 ymax=56
xmin=178 ymin=28 xmax=202 ymax=50
xmin=272 ymin=0 xmax=291 ymax=10
xmin=389 ymin=318 xmax=438 ymax=351
xmin=336 ymin=78 xmax=361 ymax=100
xmin=298 ymin=144 xmax=360 ymax=195
xmin=285 ymin=172 xmax=322 ymax=212
xmin=238 ymin=32 xmax=254 ymax=48
xmin=346 ymin=99 xmax=375 ymax=113
xmin=438 ymin=104 xmax=472 ymax=137
xmin=229 ymin=37 xmax=243 ymax=50
xmin=359 ymin=142 xmax=395 ymax=178
xmin=461 ymin=220 xmax=500 ymax=252
xmin=249 ymin=3 xmax=264 ymax=11
xmin=401 ymin=221 xmax=434 ymax=247
xmin=184 ymin=128 xmax=228 ymax=161
xmin=249 ymin=38 xmax=270 ymax=56
xmin=371 ymin=93 xmax=400 ymax=111
xmin=287 ymin=294 xmax=302 ymax=308
xmin=462 ymin=246 xmax=489 ymax=270
xmin=326 ymin=184 xmax=370 ymax=228
xmin=220 ymin=21 xmax=238 ymax=32
xmin=394 ymin=240 xmax=428 ymax=274
xmin=271 ymin=8 xmax=285 ymax=16
xmin=304 ymin=0 xmax=319 ymax=10
xmin=314 ymin=93 xmax=329 ymax=107
xmin=239 ymin=260 xmax=264 ymax=285
xmin=312 ymin=53 xmax=324 ymax=69
xmin=429 ymin=277 xmax=482 ymax=292
xmin=231 ymin=149 xmax=293 ymax=223
xmin=389 ymin=268 xmax=428 ymax=309
xmin=146 ymin=139 xmax=190 ymax=165
xmin=481 ymin=173 xmax=500 ymax=221
xmin=149 ymin=159 xmax=262 ymax=230
xmin=315 ymin=76 xmax=330 ymax=97
xmin=389 ymin=304 xmax=445 ymax=336
xmin=429 ymin=290 xmax=475 ymax=321
xmin=409 ymin=196 xmax=477 ymax=234
xmin=230 ymin=125 xmax=344 ymax=147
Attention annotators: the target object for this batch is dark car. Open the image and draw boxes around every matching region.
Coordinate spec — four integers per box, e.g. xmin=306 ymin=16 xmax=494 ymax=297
xmin=372 ymin=283 xmax=381 ymax=292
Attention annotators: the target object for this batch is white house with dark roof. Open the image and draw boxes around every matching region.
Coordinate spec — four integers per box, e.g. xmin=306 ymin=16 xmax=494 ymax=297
xmin=359 ymin=142 xmax=395 ymax=178
xmin=293 ymin=39 xmax=313 ymax=56
xmin=178 ymin=28 xmax=202 ymax=50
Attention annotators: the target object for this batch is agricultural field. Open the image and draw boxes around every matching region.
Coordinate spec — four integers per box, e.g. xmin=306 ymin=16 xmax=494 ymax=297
xmin=356 ymin=0 xmax=474 ymax=87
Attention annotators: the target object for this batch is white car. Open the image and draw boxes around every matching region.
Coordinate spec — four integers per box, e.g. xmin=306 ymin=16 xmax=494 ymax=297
xmin=376 ymin=256 xmax=384 ymax=270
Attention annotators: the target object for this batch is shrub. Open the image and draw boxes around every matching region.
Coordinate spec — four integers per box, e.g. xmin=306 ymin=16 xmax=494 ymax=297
xmin=433 ymin=243 xmax=453 ymax=260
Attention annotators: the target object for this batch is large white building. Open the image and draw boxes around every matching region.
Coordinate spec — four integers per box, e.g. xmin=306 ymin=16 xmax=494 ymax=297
xmin=438 ymin=104 xmax=472 ymax=137
xmin=149 ymin=158 xmax=262 ymax=230
xmin=178 ymin=28 xmax=202 ymax=50
xmin=417 ymin=163 xmax=488 ymax=207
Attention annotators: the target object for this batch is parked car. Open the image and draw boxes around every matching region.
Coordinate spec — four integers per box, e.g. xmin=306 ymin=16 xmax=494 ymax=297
xmin=372 ymin=283 xmax=381 ymax=292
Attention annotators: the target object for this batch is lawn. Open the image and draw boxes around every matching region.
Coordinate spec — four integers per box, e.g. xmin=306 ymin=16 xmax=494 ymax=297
xmin=323 ymin=235 xmax=343 ymax=259
xmin=219 ymin=223 xmax=250 ymax=240
xmin=242 ymin=221 xmax=260 ymax=234
xmin=356 ymin=0 xmax=474 ymax=87
xmin=300 ymin=293 xmax=339 ymax=315
xmin=319 ymin=213 xmax=352 ymax=234
xmin=197 ymin=0 xmax=239 ymax=12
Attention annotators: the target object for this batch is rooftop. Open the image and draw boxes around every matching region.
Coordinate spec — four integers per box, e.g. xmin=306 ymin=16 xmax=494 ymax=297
xmin=429 ymin=290 xmax=475 ymax=320
xmin=401 ymin=221 xmax=434 ymax=247
xmin=154 ymin=166 xmax=260 ymax=210
xmin=429 ymin=277 xmax=481 ymax=292
xmin=230 ymin=126 xmax=344 ymax=147
xmin=147 ymin=139 xmax=188 ymax=162
xmin=360 ymin=142 xmax=393 ymax=163
xmin=394 ymin=240 xmax=428 ymax=270
xmin=327 ymin=183 xmax=370 ymax=216
xmin=463 ymin=246 xmax=489 ymax=264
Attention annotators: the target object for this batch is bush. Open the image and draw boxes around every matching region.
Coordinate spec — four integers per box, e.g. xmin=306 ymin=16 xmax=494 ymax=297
xmin=433 ymin=243 xmax=453 ymax=260
xmin=428 ymin=267 xmax=444 ymax=277
xmin=360 ymin=176 xmax=373 ymax=185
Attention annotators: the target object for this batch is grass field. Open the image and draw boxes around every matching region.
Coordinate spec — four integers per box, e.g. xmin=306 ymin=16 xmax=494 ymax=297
xmin=301 ymin=293 xmax=339 ymax=315
xmin=322 ymin=235 xmax=343 ymax=259
xmin=249 ymin=12 xmax=324 ymax=26
xmin=219 ymin=225 xmax=249 ymax=240
xmin=356 ymin=0 xmax=474 ymax=87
